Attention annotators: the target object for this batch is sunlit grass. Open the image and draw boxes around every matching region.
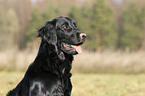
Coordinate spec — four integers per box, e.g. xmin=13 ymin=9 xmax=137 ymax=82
xmin=1 ymin=71 xmax=145 ymax=96
xmin=72 ymin=73 xmax=145 ymax=96
xmin=0 ymin=71 xmax=24 ymax=96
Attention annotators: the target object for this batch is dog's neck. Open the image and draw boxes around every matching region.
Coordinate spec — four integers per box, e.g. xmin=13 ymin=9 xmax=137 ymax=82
xmin=35 ymin=40 xmax=73 ymax=76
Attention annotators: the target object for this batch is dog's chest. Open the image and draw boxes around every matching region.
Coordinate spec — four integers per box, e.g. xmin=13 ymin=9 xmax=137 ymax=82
xmin=29 ymin=79 xmax=64 ymax=96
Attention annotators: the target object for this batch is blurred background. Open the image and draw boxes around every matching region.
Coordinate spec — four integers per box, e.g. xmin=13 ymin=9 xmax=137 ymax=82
xmin=1 ymin=0 xmax=145 ymax=96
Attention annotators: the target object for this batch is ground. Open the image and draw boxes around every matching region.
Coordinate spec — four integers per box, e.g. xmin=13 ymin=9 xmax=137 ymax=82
xmin=0 ymin=71 xmax=145 ymax=96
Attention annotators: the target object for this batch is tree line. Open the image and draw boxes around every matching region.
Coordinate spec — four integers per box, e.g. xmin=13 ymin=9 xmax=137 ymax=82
xmin=1 ymin=0 xmax=145 ymax=51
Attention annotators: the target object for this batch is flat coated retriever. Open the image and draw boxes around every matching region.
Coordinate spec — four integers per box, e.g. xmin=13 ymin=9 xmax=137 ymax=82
xmin=7 ymin=16 xmax=86 ymax=96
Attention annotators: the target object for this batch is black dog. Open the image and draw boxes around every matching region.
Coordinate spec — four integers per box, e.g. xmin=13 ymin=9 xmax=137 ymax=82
xmin=7 ymin=16 xmax=86 ymax=96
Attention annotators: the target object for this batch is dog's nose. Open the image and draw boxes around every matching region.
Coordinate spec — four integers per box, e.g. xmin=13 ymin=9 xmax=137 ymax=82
xmin=80 ymin=33 xmax=87 ymax=39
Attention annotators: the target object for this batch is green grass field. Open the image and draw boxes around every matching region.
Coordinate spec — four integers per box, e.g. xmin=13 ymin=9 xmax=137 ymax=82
xmin=0 ymin=71 xmax=145 ymax=96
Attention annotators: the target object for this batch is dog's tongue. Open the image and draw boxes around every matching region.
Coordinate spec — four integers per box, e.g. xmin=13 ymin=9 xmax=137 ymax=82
xmin=72 ymin=45 xmax=82 ymax=54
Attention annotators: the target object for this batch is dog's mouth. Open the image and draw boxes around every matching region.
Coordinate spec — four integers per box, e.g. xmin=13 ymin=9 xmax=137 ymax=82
xmin=61 ymin=42 xmax=82 ymax=55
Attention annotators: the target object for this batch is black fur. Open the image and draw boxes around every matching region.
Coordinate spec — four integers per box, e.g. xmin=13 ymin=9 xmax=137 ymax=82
xmin=7 ymin=16 xmax=86 ymax=96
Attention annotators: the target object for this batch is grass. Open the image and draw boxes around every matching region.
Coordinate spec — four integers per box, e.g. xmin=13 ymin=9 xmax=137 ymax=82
xmin=1 ymin=71 xmax=145 ymax=96
xmin=73 ymin=50 xmax=145 ymax=73
xmin=0 ymin=49 xmax=37 ymax=71
xmin=1 ymin=49 xmax=145 ymax=73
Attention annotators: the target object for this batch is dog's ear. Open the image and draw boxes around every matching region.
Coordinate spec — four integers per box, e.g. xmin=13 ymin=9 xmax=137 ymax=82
xmin=38 ymin=21 xmax=57 ymax=44
xmin=38 ymin=21 xmax=65 ymax=60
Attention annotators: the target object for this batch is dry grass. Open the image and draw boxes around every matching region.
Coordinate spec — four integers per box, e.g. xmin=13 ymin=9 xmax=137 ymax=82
xmin=0 ymin=49 xmax=145 ymax=73
xmin=0 ymin=48 xmax=37 ymax=71
xmin=73 ymin=50 xmax=145 ymax=73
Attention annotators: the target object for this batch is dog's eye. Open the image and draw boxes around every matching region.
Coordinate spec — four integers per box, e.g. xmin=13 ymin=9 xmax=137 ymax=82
xmin=62 ymin=25 xmax=68 ymax=29
xmin=64 ymin=26 xmax=67 ymax=29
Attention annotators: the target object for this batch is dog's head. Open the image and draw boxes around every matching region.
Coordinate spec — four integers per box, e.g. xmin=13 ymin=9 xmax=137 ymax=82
xmin=38 ymin=16 xmax=86 ymax=60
